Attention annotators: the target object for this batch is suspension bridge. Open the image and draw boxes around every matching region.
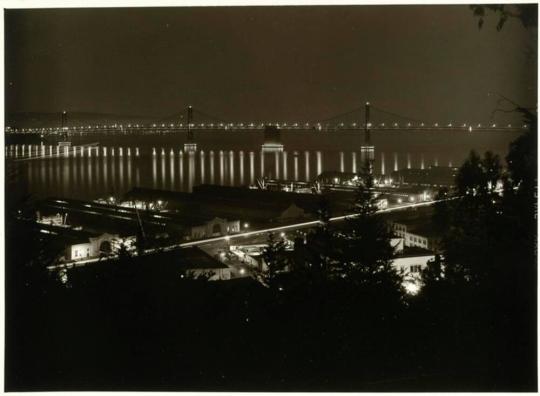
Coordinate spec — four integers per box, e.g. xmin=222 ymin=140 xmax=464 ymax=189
xmin=5 ymin=103 xmax=528 ymax=136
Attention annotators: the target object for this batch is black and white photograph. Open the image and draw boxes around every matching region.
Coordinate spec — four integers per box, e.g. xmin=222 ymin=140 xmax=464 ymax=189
xmin=3 ymin=2 xmax=538 ymax=392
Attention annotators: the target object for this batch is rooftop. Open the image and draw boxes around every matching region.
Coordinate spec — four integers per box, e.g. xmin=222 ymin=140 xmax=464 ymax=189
xmin=395 ymin=246 xmax=436 ymax=258
xmin=392 ymin=216 xmax=441 ymax=239
xmin=36 ymin=222 xmax=101 ymax=245
xmin=123 ymin=186 xmax=323 ymax=222
xmin=139 ymin=247 xmax=229 ymax=270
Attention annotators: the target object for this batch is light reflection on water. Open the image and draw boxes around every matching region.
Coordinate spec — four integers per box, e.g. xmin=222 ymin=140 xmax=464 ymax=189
xmin=294 ymin=152 xmax=299 ymax=181
xmin=229 ymin=150 xmax=235 ymax=186
xmin=209 ymin=150 xmax=214 ymax=184
xmin=9 ymin=146 xmax=462 ymax=198
xmin=305 ymin=151 xmax=310 ymax=181
xmin=188 ymin=151 xmax=195 ymax=192
xmin=239 ymin=150 xmax=245 ymax=185
xmin=199 ymin=151 xmax=204 ymax=184
xmin=249 ymin=151 xmax=254 ymax=185
xmin=283 ymin=152 xmax=288 ymax=181
xmin=14 ymin=146 xmax=334 ymax=198
xmin=6 ymin=128 xmax=520 ymax=201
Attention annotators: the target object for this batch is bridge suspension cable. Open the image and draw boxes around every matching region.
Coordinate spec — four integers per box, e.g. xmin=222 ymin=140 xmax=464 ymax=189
xmin=316 ymin=103 xmax=424 ymax=126
xmin=158 ymin=106 xmax=229 ymax=124
xmin=317 ymin=105 xmax=365 ymax=124
xmin=157 ymin=110 xmax=186 ymax=122
xmin=193 ymin=108 xmax=228 ymax=124
xmin=77 ymin=102 xmax=428 ymax=127
xmin=370 ymin=105 xmax=423 ymax=123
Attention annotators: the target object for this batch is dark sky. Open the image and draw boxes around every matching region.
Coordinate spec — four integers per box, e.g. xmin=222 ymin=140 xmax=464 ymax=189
xmin=5 ymin=5 xmax=537 ymax=123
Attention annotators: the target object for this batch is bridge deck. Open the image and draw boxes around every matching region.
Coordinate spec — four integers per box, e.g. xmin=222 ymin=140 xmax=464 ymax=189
xmin=6 ymin=124 xmax=527 ymax=136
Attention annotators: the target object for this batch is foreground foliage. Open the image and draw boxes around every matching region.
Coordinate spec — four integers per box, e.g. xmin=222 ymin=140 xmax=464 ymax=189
xmin=5 ymin=122 xmax=537 ymax=390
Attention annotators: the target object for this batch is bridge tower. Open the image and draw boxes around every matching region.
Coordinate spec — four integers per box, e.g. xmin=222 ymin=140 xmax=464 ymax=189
xmin=261 ymin=125 xmax=284 ymax=152
xmin=59 ymin=110 xmax=71 ymax=146
xmin=61 ymin=110 xmax=67 ymax=130
xmin=184 ymin=105 xmax=197 ymax=152
xmin=360 ymin=102 xmax=375 ymax=173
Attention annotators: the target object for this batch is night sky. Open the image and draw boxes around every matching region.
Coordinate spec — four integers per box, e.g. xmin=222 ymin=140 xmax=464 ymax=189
xmin=5 ymin=5 xmax=537 ymax=123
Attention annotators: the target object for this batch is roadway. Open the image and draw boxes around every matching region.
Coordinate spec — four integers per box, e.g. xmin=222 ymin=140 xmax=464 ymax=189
xmin=46 ymin=198 xmax=451 ymax=272
xmin=7 ymin=124 xmax=526 ymax=136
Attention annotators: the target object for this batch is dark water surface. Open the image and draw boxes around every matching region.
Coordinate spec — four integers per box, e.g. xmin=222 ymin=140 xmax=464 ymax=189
xmin=5 ymin=129 xmax=522 ymax=201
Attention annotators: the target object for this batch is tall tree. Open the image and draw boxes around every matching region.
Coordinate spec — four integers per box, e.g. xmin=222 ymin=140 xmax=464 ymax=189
xmin=421 ymin=134 xmax=537 ymax=388
xmin=455 ymin=150 xmax=502 ymax=196
xmin=338 ymin=160 xmax=401 ymax=291
xmin=261 ymin=232 xmax=288 ymax=286
xmin=433 ymin=150 xmax=504 ymax=283
xmin=301 ymin=195 xmax=337 ymax=278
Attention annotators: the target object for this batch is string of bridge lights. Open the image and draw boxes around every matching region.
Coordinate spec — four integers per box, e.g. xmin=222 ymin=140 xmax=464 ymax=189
xmin=5 ymin=121 xmax=529 ymax=134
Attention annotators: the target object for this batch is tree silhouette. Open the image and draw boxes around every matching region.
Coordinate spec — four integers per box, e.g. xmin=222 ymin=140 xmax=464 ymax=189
xmin=299 ymin=195 xmax=337 ymax=278
xmin=432 ymin=150 xmax=504 ymax=283
xmin=455 ymin=150 xmax=502 ymax=196
xmin=338 ymin=160 xmax=402 ymax=293
xmin=261 ymin=232 xmax=288 ymax=287
xmin=420 ymin=138 xmax=537 ymax=389
xmin=470 ymin=4 xmax=537 ymax=30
